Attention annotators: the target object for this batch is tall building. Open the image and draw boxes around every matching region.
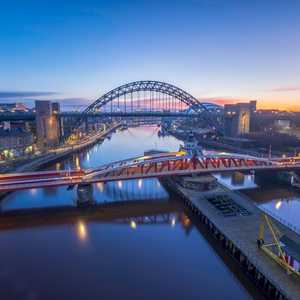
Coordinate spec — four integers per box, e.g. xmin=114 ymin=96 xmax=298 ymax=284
xmin=249 ymin=100 xmax=257 ymax=114
xmin=35 ymin=101 xmax=60 ymax=148
xmin=249 ymin=100 xmax=257 ymax=132
xmin=224 ymin=102 xmax=252 ymax=137
xmin=51 ymin=102 xmax=60 ymax=114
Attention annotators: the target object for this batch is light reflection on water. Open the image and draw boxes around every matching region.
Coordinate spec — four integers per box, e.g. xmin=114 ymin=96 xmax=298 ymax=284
xmin=212 ymin=169 xmax=300 ymax=233
xmin=77 ymin=220 xmax=88 ymax=241
xmin=0 ymin=126 xmax=250 ymax=300
xmin=257 ymin=194 xmax=300 ymax=230
xmin=214 ymin=172 xmax=257 ymax=190
xmin=227 ymin=172 xmax=300 ymax=230
xmin=1 ymin=126 xmax=179 ymax=211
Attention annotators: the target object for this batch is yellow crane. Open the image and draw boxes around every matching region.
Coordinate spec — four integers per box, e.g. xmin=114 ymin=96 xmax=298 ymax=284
xmin=258 ymin=213 xmax=300 ymax=278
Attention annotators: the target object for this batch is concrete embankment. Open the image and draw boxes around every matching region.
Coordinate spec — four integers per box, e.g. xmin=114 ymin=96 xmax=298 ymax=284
xmin=160 ymin=177 xmax=300 ymax=300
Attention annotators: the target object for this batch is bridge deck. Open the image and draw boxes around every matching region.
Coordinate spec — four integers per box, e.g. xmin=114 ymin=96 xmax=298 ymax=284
xmin=177 ymin=184 xmax=300 ymax=300
xmin=1 ymin=153 xmax=300 ymax=192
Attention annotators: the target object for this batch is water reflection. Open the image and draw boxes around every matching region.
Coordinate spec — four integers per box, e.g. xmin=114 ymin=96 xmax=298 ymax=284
xmin=29 ymin=188 xmax=37 ymax=196
xmin=96 ymin=182 xmax=104 ymax=192
xmin=77 ymin=220 xmax=88 ymax=241
xmin=275 ymin=200 xmax=282 ymax=210
xmin=171 ymin=217 xmax=176 ymax=227
xmin=103 ymin=179 xmax=168 ymax=202
xmin=1 ymin=177 xmax=169 ymax=211
xmin=75 ymin=156 xmax=80 ymax=169
xmin=242 ymin=187 xmax=300 ymax=230
xmin=130 ymin=220 xmax=137 ymax=229
xmin=1 ymin=126 xmax=179 ymax=211
xmin=138 ymin=179 xmax=143 ymax=189
xmin=0 ymin=126 xmax=251 ymax=300
xmin=117 ymin=180 xmax=123 ymax=189
xmin=214 ymin=172 xmax=257 ymax=190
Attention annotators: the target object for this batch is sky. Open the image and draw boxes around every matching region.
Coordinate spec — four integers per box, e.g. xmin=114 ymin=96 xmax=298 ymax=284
xmin=0 ymin=0 xmax=299 ymax=110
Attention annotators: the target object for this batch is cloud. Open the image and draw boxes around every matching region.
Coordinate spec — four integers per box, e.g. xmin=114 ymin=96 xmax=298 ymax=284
xmin=267 ymin=86 xmax=300 ymax=92
xmin=52 ymin=97 xmax=92 ymax=107
xmin=0 ymin=91 xmax=58 ymax=99
xmin=53 ymin=97 xmax=91 ymax=103
xmin=198 ymin=96 xmax=248 ymax=106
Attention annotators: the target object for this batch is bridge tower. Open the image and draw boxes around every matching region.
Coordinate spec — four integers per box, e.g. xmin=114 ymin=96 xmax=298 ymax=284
xmin=224 ymin=102 xmax=251 ymax=137
xmin=35 ymin=101 xmax=60 ymax=149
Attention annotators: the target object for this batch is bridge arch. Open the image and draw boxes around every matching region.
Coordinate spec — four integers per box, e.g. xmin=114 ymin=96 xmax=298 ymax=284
xmin=74 ymin=80 xmax=223 ymax=130
xmin=84 ymin=80 xmax=209 ymax=114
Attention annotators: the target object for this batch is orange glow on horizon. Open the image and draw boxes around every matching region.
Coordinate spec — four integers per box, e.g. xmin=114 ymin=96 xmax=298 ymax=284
xmin=89 ymin=93 xmax=300 ymax=112
xmin=209 ymin=97 xmax=300 ymax=112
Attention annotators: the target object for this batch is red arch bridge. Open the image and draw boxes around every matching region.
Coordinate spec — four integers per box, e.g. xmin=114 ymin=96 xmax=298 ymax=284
xmin=1 ymin=152 xmax=300 ymax=193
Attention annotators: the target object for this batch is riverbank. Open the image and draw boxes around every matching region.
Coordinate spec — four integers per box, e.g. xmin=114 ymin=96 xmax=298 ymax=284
xmin=5 ymin=123 xmax=121 ymax=174
xmin=168 ymin=129 xmax=264 ymax=157
xmin=0 ymin=123 xmax=122 ymax=200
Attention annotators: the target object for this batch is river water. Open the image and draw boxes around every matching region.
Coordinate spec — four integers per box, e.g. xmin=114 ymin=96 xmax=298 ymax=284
xmin=215 ymin=168 xmax=300 ymax=231
xmin=0 ymin=126 xmax=253 ymax=300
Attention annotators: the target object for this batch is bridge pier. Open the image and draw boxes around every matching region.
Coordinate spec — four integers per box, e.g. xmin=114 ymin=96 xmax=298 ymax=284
xmin=77 ymin=183 xmax=95 ymax=207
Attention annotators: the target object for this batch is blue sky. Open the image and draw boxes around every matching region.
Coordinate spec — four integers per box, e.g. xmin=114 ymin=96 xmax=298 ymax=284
xmin=0 ymin=0 xmax=299 ymax=110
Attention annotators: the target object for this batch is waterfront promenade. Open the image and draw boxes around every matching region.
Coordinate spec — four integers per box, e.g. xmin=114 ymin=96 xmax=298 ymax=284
xmin=0 ymin=123 xmax=121 ymax=200
xmin=2 ymin=123 xmax=121 ymax=174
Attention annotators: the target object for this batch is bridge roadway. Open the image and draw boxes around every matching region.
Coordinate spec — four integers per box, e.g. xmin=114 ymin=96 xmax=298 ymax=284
xmin=0 ymin=111 xmax=198 ymax=122
xmin=0 ymin=151 xmax=300 ymax=193
xmin=0 ymin=199 xmax=181 ymax=231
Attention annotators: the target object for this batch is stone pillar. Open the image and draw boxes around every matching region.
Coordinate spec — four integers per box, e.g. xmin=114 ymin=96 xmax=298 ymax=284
xmin=224 ymin=102 xmax=251 ymax=137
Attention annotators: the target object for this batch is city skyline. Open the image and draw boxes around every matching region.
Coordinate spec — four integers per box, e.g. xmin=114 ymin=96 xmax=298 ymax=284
xmin=1 ymin=2 xmax=300 ymax=298
xmin=0 ymin=0 xmax=299 ymax=111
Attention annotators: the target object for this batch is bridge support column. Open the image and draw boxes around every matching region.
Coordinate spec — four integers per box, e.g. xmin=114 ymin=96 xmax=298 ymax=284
xmin=77 ymin=183 xmax=95 ymax=207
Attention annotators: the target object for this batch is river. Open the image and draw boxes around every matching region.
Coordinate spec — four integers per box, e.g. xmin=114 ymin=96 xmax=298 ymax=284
xmin=0 ymin=126 xmax=255 ymax=300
